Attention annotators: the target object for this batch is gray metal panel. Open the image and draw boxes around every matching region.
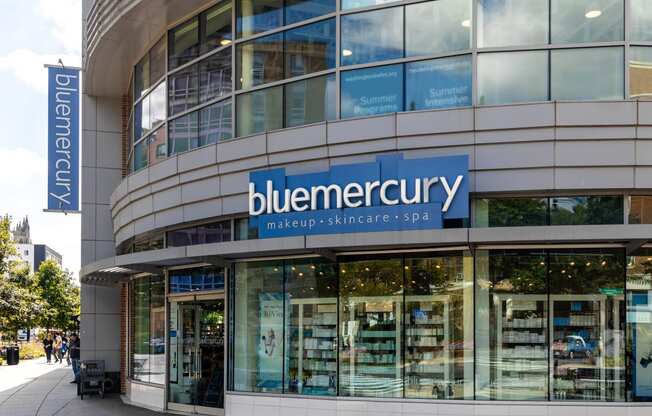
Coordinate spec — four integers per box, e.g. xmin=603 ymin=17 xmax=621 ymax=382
xmin=217 ymin=134 xmax=267 ymax=162
xmin=555 ymin=140 xmax=636 ymax=166
xmin=149 ymin=156 xmax=178 ymax=183
xmin=475 ymin=103 xmax=555 ymax=130
xmin=183 ymin=198 xmax=223 ymax=222
xmin=396 ymin=108 xmax=473 ymax=136
xmin=152 ymin=186 xmax=181 ymax=211
xmin=96 ymin=131 xmax=122 ymax=169
xmin=268 ymin=123 xmax=327 ymax=153
xmin=327 ymin=115 xmax=395 ymax=144
xmin=476 ymin=142 xmax=554 ymax=170
xmin=181 ymin=176 xmax=220 ymax=204
xmin=154 ymin=206 xmax=184 ymax=228
xmin=476 ymin=169 xmax=554 ymax=193
xmin=178 ymin=144 xmax=218 ymax=172
xmin=397 ymin=132 xmax=475 ymax=150
xmin=556 ymin=101 xmax=637 ymax=126
xmin=555 ymin=167 xmax=635 ymax=189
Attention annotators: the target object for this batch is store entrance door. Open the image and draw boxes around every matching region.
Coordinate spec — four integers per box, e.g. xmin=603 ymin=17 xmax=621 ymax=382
xmin=168 ymin=298 xmax=225 ymax=415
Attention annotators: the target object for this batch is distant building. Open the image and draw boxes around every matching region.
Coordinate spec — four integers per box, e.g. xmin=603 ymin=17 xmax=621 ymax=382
xmin=10 ymin=217 xmax=62 ymax=273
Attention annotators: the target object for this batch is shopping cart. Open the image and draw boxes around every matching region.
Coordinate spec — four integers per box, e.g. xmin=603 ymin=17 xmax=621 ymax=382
xmin=79 ymin=360 xmax=106 ymax=399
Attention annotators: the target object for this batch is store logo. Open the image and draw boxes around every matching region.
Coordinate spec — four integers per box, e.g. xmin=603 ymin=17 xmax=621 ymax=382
xmin=248 ymin=154 xmax=468 ymax=238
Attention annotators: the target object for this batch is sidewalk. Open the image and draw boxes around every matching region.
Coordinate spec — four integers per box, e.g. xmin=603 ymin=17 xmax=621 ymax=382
xmin=0 ymin=357 xmax=164 ymax=416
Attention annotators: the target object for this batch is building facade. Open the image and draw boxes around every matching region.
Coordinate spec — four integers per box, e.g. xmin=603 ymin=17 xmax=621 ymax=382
xmin=80 ymin=1 xmax=652 ymax=415
xmin=10 ymin=217 xmax=62 ymax=273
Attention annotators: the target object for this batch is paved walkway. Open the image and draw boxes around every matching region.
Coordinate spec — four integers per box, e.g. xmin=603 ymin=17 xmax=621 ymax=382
xmin=0 ymin=357 xmax=163 ymax=416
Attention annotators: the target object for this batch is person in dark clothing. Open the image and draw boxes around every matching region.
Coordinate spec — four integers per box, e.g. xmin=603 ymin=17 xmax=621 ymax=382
xmin=69 ymin=334 xmax=80 ymax=383
xmin=43 ymin=333 xmax=54 ymax=364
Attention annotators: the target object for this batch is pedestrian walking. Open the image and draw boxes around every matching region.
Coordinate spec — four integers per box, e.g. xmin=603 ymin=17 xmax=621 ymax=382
xmin=53 ymin=333 xmax=63 ymax=363
xmin=61 ymin=335 xmax=70 ymax=366
xmin=43 ymin=333 xmax=53 ymax=364
xmin=69 ymin=333 xmax=80 ymax=383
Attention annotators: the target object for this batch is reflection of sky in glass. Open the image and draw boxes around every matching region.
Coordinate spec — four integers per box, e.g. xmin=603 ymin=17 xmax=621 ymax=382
xmin=341 ymin=64 xmax=403 ymax=118
xmin=406 ymin=0 xmax=471 ymax=56
xmin=341 ymin=0 xmax=401 ymax=10
xmin=237 ymin=0 xmax=283 ymax=37
xmin=478 ymin=51 xmax=548 ymax=105
xmin=631 ymin=0 xmax=652 ymax=41
xmin=285 ymin=0 xmax=335 ymax=25
xmin=406 ymin=55 xmax=472 ymax=111
xmin=478 ymin=0 xmax=548 ymax=47
xmin=341 ymin=7 xmax=403 ymax=66
xmin=551 ymin=47 xmax=623 ymax=101
xmin=551 ymin=0 xmax=623 ymax=44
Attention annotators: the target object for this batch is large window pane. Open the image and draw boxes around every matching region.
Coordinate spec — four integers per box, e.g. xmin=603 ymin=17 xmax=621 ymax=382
xmin=341 ymin=7 xmax=403 ymax=66
xmin=549 ymin=250 xmax=625 ymax=401
xmin=339 ymin=258 xmax=403 ymax=398
xmin=237 ymin=33 xmax=284 ymax=89
xmin=478 ymin=51 xmax=548 ymax=105
xmin=551 ymin=47 xmax=624 ymax=101
xmin=149 ymin=81 xmax=166 ymax=129
xmin=237 ymin=0 xmax=283 ymax=38
xmin=405 ymin=55 xmax=472 ymax=111
xmin=169 ymin=17 xmax=200 ymax=70
xmin=149 ymin=276 xmax=165 ymax=385
xmin=131 ymin=276 xmax=165 ymax=384
xmin=629 ymin=47 xmax=652 ymax=100
xmin=200 ymin=1 xmax=233 ymax=54
xmin=629 ymin=196 xmax=652 ymax=224
xmin=550 ymin=196 xmax=623 ymax=225
xmin=285 ymin=74 xmax=336 ymax=127
xmin=626 ymin=252 xmax=652 ymax=401
xmin=631 ymin=0 xmax=652 ymax=41
xmin=146 ymin=126 xmax=167 ymax=166
xmin=134 ymin=95 xmax=151 ymax=140
xmin=341 ymin=64 xmax=403 ymax=119
xmin=236 ymin=86 xmax=283 ymax=136
xmin=285 ymin=0 xmax=335 ymax=25
xmin=169 ymin=65 xmax=199 ymax=116
xmin=169 ymin=111 xmax=199 ymax=155
xmin=134 ymin=138 xmax=148 ymax=171
xmin=285 ymin=19 xmax=336 ymax=78
xmin=551 ymin=0 xmax=623 ymax=44
xmin=233 ymin=261 xmax=284 ymax=392
xmin=406 ymin=0 xmax=471 ymax=57
xmin=478 ymin=0 xmax=548 ymax=47
xmin=342 ymin=0 xmax=400 ymax=9
xmin=475 ymin=251 xmax=549 ymax=400
xmin=150 ymin=37 xmax=166 ymax=83
xmin=134 ymin=54 xmax=150 ymax=99
xmin=474 ymin=198 xmax=549 ymax=228
xmin=199 ymin=50 xmax=232 ymax=103
xmin=169 ymin=266 xmax=225 ymax=293
xmin=285 ymin=259 xmax=338 ymax=396
xmin=199 ymin=99 xmax=232 ymax=145
xmin=405 ymin=253 xmax=474 ymax=399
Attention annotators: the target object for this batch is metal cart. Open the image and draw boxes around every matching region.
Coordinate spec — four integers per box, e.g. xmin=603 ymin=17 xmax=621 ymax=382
xmin=79 ymin=360 xmax=106 ymax=399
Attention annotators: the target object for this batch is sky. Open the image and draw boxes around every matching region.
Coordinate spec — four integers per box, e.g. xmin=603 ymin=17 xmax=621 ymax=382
xmin=0 ymin=0 xmax=82 ymax=279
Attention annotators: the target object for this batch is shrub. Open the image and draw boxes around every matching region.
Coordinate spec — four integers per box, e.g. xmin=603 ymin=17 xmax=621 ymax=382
xmin=19 ymin=342 xmax=46 ymax=360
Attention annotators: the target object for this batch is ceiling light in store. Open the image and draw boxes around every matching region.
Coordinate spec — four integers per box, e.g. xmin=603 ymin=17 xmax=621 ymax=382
xmin=365 ymin=267 xmax=370 ymax=272
xmin=310 ymin=265 xmax=316 ymax=269
xmin=540 ymin=261 xmax=545 ymax=266
xmin=342 ymin=49 xmax=353 ymax=57
xmin=220 ymin=39 xmax=232 ymax=46
xmin=570 ymin=262 xmax=575 ymax=266
xmin=601 ymin=260 xmax=607 ymax=266
xmin=586 ymin=262 xmax=591 ymax=267
xmin=404 ymin=266 xmax=409 ymax=270
xmin=436 ymin=264 xmax=441 ymax=269
xmin=299 ymin=272 xmax=304 ymax=277
xmin=585 ymin=10 xmax=602 ymax=19
xmin=461 ymin=19 xmax=471 ymax=28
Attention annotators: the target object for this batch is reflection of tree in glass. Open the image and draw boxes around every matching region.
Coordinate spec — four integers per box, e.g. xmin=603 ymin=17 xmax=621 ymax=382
xmin=488 ymin=198 xmax=547 ymax=227
xmin=339 ymin=259 xmax=403 ymax=297
xmin=549 ymin=251 xmax=624 ymax=294
xmin=489 ymin=252 xmax=547 ymax=293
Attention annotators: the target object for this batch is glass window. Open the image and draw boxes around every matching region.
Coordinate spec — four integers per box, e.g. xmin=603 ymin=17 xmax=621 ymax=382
xmin=134 ymin=54 xmax=150 ymax=99
xmin=169 ymin=111 xmax=199 ymax=155
xmin=200 ymin=99 xmax=233 ymax=144
xmin=134 ymin=138 xmax=148 ymax=171
xmin=629 ymin=47 xmax=652 ymax=100
xmin=236 ymin=86 xmax=283 ymax=136
xmin=551 ymin=0 xmax=623 ymax=43
xmin=285 ymin=259 xmax=338 ymax=395
xmin=237 ymin=0 xmax=283 ymax=38
xmin=406 ymin=0 xmax=471 ymax=57
xmin=474 ymin=198 xmax=549 ymax=228
xmin=478 ymin=0 xmax=548 ymax=47
xmin=285 ymin=19 xmax=336 ymax=78
xmin=341 ymin=64 xmax=403 ymax=119
xmin=341 ymin=7 xmax=403 ymax=66
xmin=478 ymin=51 xmax=549 ymax=105
xmin=339 ymin=258 xmax=403 ymax=398
xmin=147 ymin=126 xmax=167 ymax=166
xmin=235 ymin=218 xmax=259 ymax=240
xmin=132 ymin=233 xmax=164 ymax=253
xmin=169 ymin=266 xmax=225 ymax=293
xmin=285 ymin=74 xmax=336 ymax=127
xmin=550 ymin=196 xmax=623 ymax=225
xmin=199 ymin=49 xmax=232 ymax=103
xmin=405 ymin=253 xmax=474 ymax=399
xmin=405 ymin=55 xmax=472 ymax=111
xmin=130 ymin=275 xmax=165 ymax=384
xmin=341 ymin=0 xmax=401 ymax=10
xmin=285 ymin=0 xmax=335 ymax=25
xmin=626 ymin=252 xmax=652 ymax=401
xmin=150 ymin=37 xmax=166 ymax=83
xmin=629 ymin=196 xmax=652 ymax=224
xmin=169 ymin=65 xmax=199 ymax=116
xmin=549 ymin=250 xmax=625 ymax=401
xmin=232 ymin=261 xmax=284 ymax=392
xmin=200 ymin=1 xmax=233 ymax=54
xmin=149 ymin=81 xmax=166 ymax=128
xmin=475 ymin=250 xmax=549 ymax=400
xmin=551 ymin=47 xmax=624 ymax=101
xmin=169 ymin=16 xmax=200 ymax=70
xmin=237 ymin=33 xmax=284 ymax=90
xmin=631 ymin=0 xmax=652 ymax=41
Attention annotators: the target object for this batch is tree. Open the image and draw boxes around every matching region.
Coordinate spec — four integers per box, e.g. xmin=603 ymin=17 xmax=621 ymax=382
xmin=0 ymin=215 xmax=17 ymax=276
xmin=34 ymin=260 xmax=80 ymax=332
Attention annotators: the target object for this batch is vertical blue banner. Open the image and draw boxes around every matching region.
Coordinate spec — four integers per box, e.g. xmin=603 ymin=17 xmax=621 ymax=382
xmin=47 ymin=66 xmax=80 ymax=212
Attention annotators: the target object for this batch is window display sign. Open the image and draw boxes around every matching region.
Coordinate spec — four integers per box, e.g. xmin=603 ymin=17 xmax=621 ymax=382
xmin=257 ymin=293 xmax=284 ymax=390
xmin=631 ymin=292 xmax=652 ymax=398
xmin=341 ymin=64 xmax=403 ymax=118
xmin=249 ymin=154 xmax=468 ymax=238
xmin=406 ymin=55 xmax=472 ymax=111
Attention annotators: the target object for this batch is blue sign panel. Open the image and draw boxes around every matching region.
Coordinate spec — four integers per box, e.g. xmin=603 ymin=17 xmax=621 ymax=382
xmin=249 ymin=154 xmax=468 ymax=238
xmin=341 ymin=64 xmax=404 ymax=118
xmin=47 ymin=66 xmax=80 ymax=212
xmin=406 ymin=55 xmax=472 ymax=111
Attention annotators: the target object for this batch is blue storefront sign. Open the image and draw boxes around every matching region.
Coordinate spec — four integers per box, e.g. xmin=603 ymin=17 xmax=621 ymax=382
xmin=46 ymin=65 xmax=80 ymax=212
xmin=249 ymin=154 xmax=468 ymax=238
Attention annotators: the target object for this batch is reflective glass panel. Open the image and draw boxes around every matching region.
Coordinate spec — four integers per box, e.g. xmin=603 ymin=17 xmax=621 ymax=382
xmin=285 ymin=259 xmax=338 ymax=395
xmin=130 ymin=276 xmax=165 ymax=384
xmin=237 ymin=33 xmax=284 ymax=89
xmin=169 ymin=266 xmax=226 ymax=293
xmin=473 ymin=198 xmax=549 ymax=228
xmin=237 ymin=0 xmax=283 ymax=38
xmin=626 ymin=253 xmax=652 ymax=401
xmin=285 ymin=19 xmax=336 ymax=78
xmin=199 ymin=99 xmax=232 ymax=144
xmin=478 ymin=0 xmax=548 ymax=47
xmin=342 ymin=0 xmax=401 ymax=10
xmin=134 ymin=54 xmax=150 ymax=99
xmin=549 ymin=250 xmax=625 ymax=401
xmin=550 ymin=196 xmax=623 ymax=225
xmin=233 ymin=261 xmax=284 ymax=392
xmin=147 ymin=126 xmax=167 ymax=166
xmin=341 ymin=64 xmax=403 ymax=119
xmin=478 ymin=51 xmax=548 ymax=105
xmin=341 ymin=7 xmax=403 ymax=66
xmin=149 ymin=81 xmax=166 ymax=128
xmin=200 ymin=1 xmax=233 ymax=54
xmin=285 ymin=74 xmax=336 ymax=127
xmin=169 ymin=16 xmax=200 ymax=70
xmin=169 ymin=65 xmax=199 ymax=116
xmin=199 ymin=49 xmax=232 ymax=103
xmin=134 ymin=95 xmax=151 ymax=139
xmin=629 ymin=196 xmax=652 ymax=224
xmin=285 ymin=0 xmax=335 ymax=25
xmin=339 ymin=258 xmax=403 ymax=398
xmin=551 ymin=47 xmax=624 ymax=101
xmin=405 ymin=55 xmax=472 ymax=111
xmin=405 ymin=253 xmax=474 ymax=399
xmin=551 ymin=0 xmax=623 ymax=43
xmin=406 ymin=0 xmax=471 ymax=57
xmin=149 ymin=276 xmax=165 ymax=385
xmin=133 ymin=138 xmax=148 ymax=172
xmin=169 ymin=111 xmax=199 ymax=155
xmin=236 ymin=86 xmax=283 ymax=136
xmin=631 ymin=0 xmax=652 ymax=41
xmin=475 ymin=250 xmax=549 ymax=400
xmin=629 ymin=47 xmax=652 ymax=100
xmin=150 ymin=37 xmax=166 ymax=83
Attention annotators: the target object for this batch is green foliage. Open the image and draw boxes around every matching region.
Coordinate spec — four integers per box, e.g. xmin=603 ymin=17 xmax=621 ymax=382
xmin=0 ymin=215 xmax=17 ymax=276
xmin=34 ymin=259 xmax=80 ymax=331
xmin=19 ymin=342 xmax=46 ymax=360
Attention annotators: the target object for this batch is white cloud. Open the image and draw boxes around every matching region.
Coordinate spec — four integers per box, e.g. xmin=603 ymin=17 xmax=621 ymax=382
xmin=0 ymin=147 xmax=47 ymax=187
xmin=0 ymin=49 xmax=80 ymax=94
xmin=36 ymin=0 xmax=82 ymax=54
